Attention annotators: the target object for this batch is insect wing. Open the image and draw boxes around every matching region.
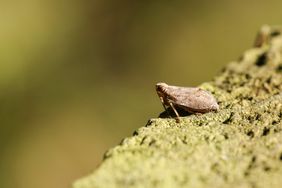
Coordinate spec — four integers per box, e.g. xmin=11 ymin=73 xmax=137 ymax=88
xmin=166 ymin=86 xmax=216 ymax=112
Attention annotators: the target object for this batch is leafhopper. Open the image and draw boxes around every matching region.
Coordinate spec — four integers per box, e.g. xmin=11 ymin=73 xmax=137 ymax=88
xmin=156 ymin=83 xmax=219 ymax=122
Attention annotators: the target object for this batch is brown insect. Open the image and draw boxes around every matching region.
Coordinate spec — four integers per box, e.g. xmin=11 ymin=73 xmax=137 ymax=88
xmin=156 ymin=82 xmax=219 ymax=122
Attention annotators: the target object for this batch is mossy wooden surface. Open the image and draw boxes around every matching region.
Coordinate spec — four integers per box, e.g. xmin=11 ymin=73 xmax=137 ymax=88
xmin=73 ymin=26 xmax=282 ymax=188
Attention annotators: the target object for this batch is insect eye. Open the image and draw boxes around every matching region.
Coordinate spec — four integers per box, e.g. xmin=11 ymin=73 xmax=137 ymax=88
xmin=156 ymin=85 xmax=163 ymax=92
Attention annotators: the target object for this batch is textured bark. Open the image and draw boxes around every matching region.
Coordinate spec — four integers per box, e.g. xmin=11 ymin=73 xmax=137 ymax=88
xmin=73 ymin=25 xmax=282 ymax=188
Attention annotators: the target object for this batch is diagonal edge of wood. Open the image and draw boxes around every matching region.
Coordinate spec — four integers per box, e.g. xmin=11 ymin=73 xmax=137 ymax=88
xmin=73 ymin=25 xmax=282 ymax=188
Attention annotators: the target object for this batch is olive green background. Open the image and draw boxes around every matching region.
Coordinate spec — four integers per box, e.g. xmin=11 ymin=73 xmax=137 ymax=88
xmin=0 ymin=1 xmax=281 ymax=188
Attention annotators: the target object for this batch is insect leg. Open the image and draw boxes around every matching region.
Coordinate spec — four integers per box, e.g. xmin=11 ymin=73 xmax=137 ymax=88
xmin=169 ymin=102 xmax=180 ymax=123
xmin=159 ymin=96 xmax=171 ymax=117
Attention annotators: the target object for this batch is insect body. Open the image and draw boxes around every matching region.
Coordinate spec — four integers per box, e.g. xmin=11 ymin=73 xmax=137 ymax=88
xmin=156 ymin=82 xmax=219 ymax=122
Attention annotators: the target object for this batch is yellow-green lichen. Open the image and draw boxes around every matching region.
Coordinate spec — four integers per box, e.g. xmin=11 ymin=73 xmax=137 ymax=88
xmin=73 ymin=26 xmax=282 ymax=188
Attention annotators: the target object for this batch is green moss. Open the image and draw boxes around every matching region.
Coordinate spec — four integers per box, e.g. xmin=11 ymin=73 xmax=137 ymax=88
xmin=73 ymin=26 xmax=282 ymax=188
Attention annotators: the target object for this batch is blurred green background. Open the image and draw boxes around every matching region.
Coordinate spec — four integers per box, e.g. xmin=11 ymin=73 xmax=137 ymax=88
xmin=0 ymin=0 xmax=281 ymax=188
